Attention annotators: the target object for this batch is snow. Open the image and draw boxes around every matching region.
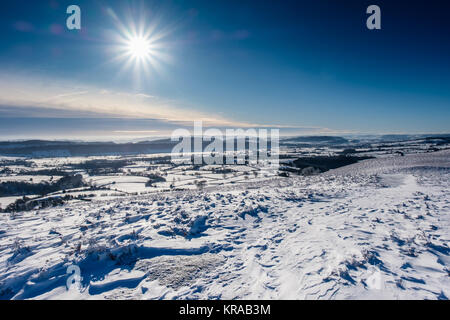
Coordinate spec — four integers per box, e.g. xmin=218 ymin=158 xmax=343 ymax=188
xmin=0 ymin=175 xmax=61 ymax=184
xmin=0 ymin=196 xmax=25 ymax=208
xmin=0 ymin=150 xmax=449 ymax=299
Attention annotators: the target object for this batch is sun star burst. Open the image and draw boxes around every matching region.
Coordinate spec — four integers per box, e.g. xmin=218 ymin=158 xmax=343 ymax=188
xmin=107 ymin=7 xmax=172 ymax=84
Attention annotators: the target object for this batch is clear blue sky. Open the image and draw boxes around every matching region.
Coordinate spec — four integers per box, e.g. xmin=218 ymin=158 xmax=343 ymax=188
xmin=0 ymin=0 xmax=449 ymax=139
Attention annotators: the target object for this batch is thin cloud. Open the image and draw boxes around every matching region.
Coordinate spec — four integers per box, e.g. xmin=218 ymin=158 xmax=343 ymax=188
xmin=114 ymin=130 xmax=159 ymax=133
xmin=50 ymin=91 xmax=90 ymax=99
xmin=134 ymin=93 xmax=155 ymax=99
xmin=0 ymin=73 xmax=339 ymax=135
xmin=0 ymin=73 xmax=256 ymax=128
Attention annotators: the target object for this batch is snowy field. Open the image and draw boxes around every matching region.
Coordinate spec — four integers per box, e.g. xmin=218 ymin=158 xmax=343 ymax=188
xmin=0 ymin=150 xmax=449 ymax=299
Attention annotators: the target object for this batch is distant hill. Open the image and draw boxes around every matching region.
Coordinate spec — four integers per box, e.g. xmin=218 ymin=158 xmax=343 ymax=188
xmin=281 ymin=136 xmax=349 ymax=145
xmin=0 ymin=137 xmax=275 ymax=157
xmin=0 ymin=140 xmax=178 ymax=157
xmin=1 ymin=134 xmax=448 ymax=157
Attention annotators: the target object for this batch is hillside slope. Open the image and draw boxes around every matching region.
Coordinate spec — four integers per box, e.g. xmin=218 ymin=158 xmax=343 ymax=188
xmin=0 ymin=150 xmax=449 ymax=299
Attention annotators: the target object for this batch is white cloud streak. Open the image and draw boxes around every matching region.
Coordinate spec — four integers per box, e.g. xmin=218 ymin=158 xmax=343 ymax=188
xmin=0 ymin=72 xmax=341 ymax=135
xmin=0 ymin=73 xmax=250 ymax=127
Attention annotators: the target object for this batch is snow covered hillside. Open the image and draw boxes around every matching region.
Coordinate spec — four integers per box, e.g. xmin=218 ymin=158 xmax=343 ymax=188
xmin=0 ymin=150 xmax=449 ymax=300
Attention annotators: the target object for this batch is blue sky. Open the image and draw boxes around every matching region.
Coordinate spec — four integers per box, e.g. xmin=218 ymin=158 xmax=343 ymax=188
xmin=0 ymin=0 xmax=449 ymax=139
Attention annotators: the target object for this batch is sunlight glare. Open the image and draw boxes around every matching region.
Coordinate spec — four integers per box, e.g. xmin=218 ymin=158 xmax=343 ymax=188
xmin=127 ymin=36 xmax=152 ymax=59
xmin=106 ymin=6 xmax=173 ymax=83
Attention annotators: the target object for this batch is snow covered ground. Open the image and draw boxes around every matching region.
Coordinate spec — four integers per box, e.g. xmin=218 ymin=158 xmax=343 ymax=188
xmin=0 ymin=150 xmax=448 ymax=300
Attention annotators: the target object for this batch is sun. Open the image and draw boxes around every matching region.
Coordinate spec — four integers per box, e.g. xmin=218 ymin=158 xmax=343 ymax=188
xmin=106 ymin=6 xmax=173 ymax=82
xmin=126 ymin=36 xmax=152 ymax=59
